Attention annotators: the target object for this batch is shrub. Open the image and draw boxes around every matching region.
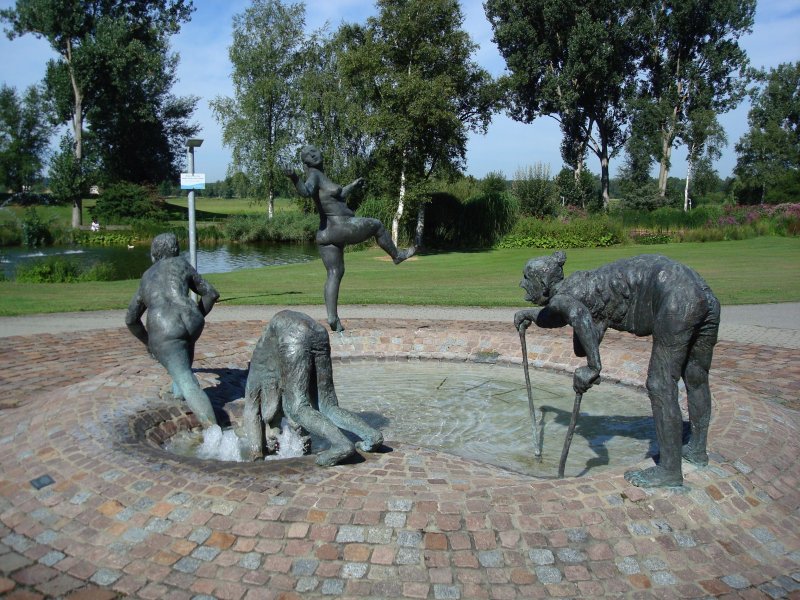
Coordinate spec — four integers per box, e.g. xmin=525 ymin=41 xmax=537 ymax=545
xmin=461 ymin=174 xmax=519 ymax=247
xmin=15 ymin=256 xmax=82 ymax=282
xmin=93 ymin=182 xmax=167 ymax=223
xmin=14 ymin=256 xmax=117 ymax=282
xmin=498 ymin=215 xmax=622 ymax=249
xmin=0 ymin=218 xmax=21 ymax=246
xmin=224 ymin=212 xmax=317 ymax=244
xmin=512 ymin=164 xmax=557 ymax=218
xmin=21 ymin=208 xmax=53 ymax=247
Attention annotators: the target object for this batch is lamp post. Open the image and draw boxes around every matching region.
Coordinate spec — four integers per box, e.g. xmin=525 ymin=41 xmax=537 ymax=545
xmin=185 ymin=138 xmax=203 ymax=270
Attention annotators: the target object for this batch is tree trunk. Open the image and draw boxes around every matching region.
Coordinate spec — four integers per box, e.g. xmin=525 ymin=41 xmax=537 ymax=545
xmin=600 ymin=139 xmax=610 ymax=210
xmin=657 ymin=132 xmax=672 ymax=198
xmin=268 ymin=189 xmax=274 ymax=219
xmin=68 ymin=40 xmax=84 ymax=228
xmin=414 ymin=202 xmax=425 ymax=248
xmin=683 ymin=143 xmax=695 ymax=212
xmin=391 ymin=154 xmax=407 ymax=245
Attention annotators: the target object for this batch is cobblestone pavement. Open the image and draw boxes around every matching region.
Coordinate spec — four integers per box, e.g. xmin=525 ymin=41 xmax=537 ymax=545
xmin=0 ymin=315 xmax=798 ymax=599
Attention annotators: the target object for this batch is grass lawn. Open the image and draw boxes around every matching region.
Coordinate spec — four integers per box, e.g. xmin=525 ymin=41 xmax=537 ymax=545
xmin=0 ymin=236 xmax=797 ymax=316
xmin=2 ymin=196 xmax=278 ymax=227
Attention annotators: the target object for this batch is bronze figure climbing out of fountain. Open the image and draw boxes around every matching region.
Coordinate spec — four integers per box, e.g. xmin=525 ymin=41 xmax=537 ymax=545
xmin=125 ymin=233 xmax=220 ymax=428
xmin=514 ymin=251 xmax=720 ymax=487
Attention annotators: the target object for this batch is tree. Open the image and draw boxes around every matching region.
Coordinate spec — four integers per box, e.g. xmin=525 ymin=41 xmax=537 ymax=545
xmin=0 ymin=83 xmax=54 ymax=193
xmin=1 ymin=0 xmax=195 ymax=226
xmin=211 ymin=0 xmax=306 ymax=219
xmin=338 ymin=0 xmax=499 ymax=245
xmin=681 ymin=106 xmax=725 ymax=210
xmin=638 ymin=0 xmax=754 ymax=197
xmin=49 ymin=134 xmax=88 ymax=205
xmin=734 ymin=62 xmax=800 ymax=204
xmin=486 ymin=0 xmax=643 ymax=208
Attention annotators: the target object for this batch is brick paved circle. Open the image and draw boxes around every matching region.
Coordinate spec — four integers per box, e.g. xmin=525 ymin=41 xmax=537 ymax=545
xmin=1 ymin=317 xmax=798 ymax=599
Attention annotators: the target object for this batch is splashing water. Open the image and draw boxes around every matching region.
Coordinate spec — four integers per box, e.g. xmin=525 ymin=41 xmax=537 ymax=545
xmin=265 ymin=418 xmax=307 ymax=460
xmin=197 ymin=425 xmax=244 ymax=461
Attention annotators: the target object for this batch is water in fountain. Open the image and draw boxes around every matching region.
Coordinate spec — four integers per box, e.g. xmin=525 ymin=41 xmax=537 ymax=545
xmin=163 ymin=361 xmax=657 ymax=478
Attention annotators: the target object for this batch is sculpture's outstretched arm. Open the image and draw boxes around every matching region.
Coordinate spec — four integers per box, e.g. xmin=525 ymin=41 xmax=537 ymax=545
xmin=125 ymin=288 xmax=149 ymax=347
xmin=341 ymin=177 xmax=364 ymax=199
xmin=189 ymin=271 xmax=220 ymax=316
xmin=549 ymin=295 xmax=602 ymax=393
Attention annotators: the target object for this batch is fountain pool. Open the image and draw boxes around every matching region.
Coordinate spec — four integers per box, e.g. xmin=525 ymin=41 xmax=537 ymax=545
xmin=163 ymin=361 xmax=656 ymax=478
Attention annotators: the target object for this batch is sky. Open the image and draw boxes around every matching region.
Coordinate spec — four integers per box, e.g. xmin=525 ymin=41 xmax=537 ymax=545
xmin=1 ymin=0 xmax=798 ymax=184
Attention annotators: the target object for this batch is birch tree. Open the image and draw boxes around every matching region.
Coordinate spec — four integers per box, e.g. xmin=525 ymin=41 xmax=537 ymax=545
xmin=337 ymin=0 xmax=497 ymax=245
xmin=211 ymin=0 xmax=306 ymax=219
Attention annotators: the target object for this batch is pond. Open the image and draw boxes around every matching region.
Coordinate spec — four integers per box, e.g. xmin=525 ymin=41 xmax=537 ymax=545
xmin=0 ymin=242 xmax=318 ymax=280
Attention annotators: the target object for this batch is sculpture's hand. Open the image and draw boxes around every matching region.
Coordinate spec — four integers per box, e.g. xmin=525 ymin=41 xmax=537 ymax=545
xmin=352 ymin=177 xmax=365 ymax=189
xmin=573 ymin=366 xmax=600 ymax=394
xmin=283 ymin=167 xmax=298 ymax=181
xmin=514 ymin=309 xmax=534 ymax=333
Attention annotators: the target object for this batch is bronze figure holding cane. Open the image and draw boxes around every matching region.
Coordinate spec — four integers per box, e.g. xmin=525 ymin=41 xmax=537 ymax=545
xmin=514 ymin=251 xmax=719 ymax=487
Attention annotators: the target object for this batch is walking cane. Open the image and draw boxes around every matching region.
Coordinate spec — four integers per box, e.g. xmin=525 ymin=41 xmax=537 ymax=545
xmin=558 ymin=391 xmax=583 ymax=478
xmin=518 ymin=327 xmax=542 ymax=458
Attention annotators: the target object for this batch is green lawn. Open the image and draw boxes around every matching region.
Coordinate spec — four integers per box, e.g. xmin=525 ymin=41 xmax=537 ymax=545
xmin=2 ymin=196 xmax=278 ymax=227
xmin=1 ymin=237 xmax=797 ymax=316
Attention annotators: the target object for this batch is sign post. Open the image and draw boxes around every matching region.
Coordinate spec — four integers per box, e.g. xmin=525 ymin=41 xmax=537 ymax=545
xmin=181 ymin=138 xmax=204 ymax=270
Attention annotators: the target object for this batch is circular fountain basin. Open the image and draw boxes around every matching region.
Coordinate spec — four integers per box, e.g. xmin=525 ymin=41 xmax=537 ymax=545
xmin=162 ymin=360 xmax=655 ymax=478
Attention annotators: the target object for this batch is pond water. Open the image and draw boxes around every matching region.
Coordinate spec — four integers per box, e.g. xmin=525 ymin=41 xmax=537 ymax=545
xmin=165 ymin=362 xmax=657 ymax=478
xmin=0 ymin=242 xmax=318 ymax=279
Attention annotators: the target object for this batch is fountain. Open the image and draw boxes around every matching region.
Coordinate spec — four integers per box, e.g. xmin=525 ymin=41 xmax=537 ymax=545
xmin=159 ymin=359 xmax=656 ymax=478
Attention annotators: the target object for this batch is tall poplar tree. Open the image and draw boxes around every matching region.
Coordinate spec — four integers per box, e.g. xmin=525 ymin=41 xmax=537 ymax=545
xmin=1 ymin=0 xmax=195 ymax=226
xmin=486 ymin=0 xmax=643 ymax=208
xmin=0 ymin=84 xmax=54 ymax=192
xmin=638 ymin=0 xmax=754 ymax=197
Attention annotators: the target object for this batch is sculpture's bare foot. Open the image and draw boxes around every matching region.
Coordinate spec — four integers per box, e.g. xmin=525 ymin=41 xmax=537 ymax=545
xmin=328 ymin=317 xmax=344 ymax=332
xmin=315 ymin=444 xmax=356 ymax=467
xmin=624 ymin=466 xmax=683 ymax=487
xmin=682 ymin=443 xmax=708 ymax=466
xmin=356 ymin=431 xmax=384 ymax=453
xmin=393 ymin=246 xmax=416 ymax=265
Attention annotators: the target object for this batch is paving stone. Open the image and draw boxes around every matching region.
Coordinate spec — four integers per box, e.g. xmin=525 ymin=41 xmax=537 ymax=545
xmin=335 ymin=526 xmax=365 ymax=544
xmin=292 ymin=559 xmax=318 ymax=576
xmin=528 ymin=549 xmax=554 ymax=565
xmin=433 ymin=584 xmax=461 ymax=599
xmin=721 ymin=574 xmax=750 ymax=589
xmin=396 ymin=531 xmax=422 ymax=547
xmin=616 ymin=557 xmax=640 ymax=575
xmin=535 ymin=566 xmax=562 ymax=584
xmin=320 ymin=578 xmax=344 ymax=595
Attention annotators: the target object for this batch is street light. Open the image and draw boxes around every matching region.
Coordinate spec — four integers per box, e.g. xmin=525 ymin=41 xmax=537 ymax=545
xmin=184 ymin=138 xmax=203 ymax=270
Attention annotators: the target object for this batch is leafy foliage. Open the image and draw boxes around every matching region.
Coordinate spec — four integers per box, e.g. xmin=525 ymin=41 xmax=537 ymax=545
xmin=211 ymin=0 xmax=305 ymax=218
xmin=0 ymin=83 xmax=54 ymax=192
xmin=498 ymin=215 xmax=623 ymax=249
xmin=512 ymin=164 xmax=556 ymax=218
xmin=20 ymin=207 xmax=53 ymax=247
xmin=486 ymin=0 xmax=643 ymax=205
xmin=92 ymin=182 xmax=166 ymax=223
xmin=734 ymin=62 xmax=800 ymax=204
xmin=14 ymin=256 xmax=117 ymax=282
xmin=1 ymin=0 xmax=197 ymax=227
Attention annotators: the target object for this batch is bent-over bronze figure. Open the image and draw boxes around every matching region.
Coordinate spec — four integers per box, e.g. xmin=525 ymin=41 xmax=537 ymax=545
xmin=514 ymin=252 xmax=720 ymax=487
xmin=242 ymin=310 xmax=384 ymax=466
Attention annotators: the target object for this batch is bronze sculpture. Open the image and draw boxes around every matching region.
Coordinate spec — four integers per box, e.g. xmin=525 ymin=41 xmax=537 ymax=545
xmin=242 ymin=310 xmax=384 ymax=466
xmin=125 ymin=233 xmax=220 ymax=428
xmin=285 ymin=144 xmax=415 ymax=332
xmin=514 ymin=252 xmax=720 ymax=487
